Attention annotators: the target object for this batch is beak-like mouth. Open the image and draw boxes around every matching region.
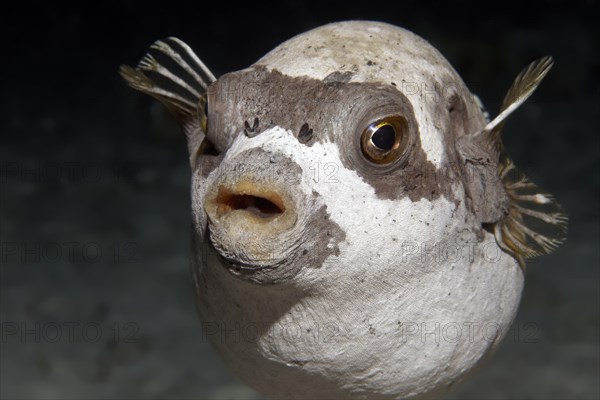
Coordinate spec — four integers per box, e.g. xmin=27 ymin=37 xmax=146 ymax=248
xmin=213 ymin=185 xmax=286 ymax=220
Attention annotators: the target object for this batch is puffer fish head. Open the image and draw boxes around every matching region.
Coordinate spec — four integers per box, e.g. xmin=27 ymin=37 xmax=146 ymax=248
xmin=121 ymin=21 xmax=567 ymax=400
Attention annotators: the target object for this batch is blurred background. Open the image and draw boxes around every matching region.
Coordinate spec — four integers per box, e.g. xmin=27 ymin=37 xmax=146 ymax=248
xmin=1 ymin=1 xmax=598 ymax=399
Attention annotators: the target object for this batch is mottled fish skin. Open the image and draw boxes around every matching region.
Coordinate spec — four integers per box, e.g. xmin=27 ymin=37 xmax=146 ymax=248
xmin=121 ymin=20 xmax=567 ymax=400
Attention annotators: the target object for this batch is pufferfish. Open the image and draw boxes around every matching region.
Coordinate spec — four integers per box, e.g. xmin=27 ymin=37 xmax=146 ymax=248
xmin=121 ymin=21 xmax=567 ymax=400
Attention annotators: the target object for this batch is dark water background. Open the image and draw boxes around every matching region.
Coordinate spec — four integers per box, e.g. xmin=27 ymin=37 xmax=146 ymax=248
xmin=1 ymin=1 xmax=598 ymax=398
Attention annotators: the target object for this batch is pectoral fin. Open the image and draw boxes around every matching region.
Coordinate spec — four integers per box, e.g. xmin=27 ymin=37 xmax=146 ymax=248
xmin=460 ymin=57 xmax=567 ymax=267
xmin=119 ymin=37 xmax=216 ymax=166
xmin=483 ymin=56 xmax=554 ymax=137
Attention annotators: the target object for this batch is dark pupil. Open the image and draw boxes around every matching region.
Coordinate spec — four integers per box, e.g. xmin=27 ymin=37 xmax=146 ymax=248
xmin=371 ymin=124 xmax=396 ymax=151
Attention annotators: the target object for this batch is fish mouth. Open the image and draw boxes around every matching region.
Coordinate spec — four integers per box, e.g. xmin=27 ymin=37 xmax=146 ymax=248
xmin=203 ymin=180 xmax=299 ymax=282
xmin=198 ymin=147 xmax=308 ymax=284
xmin=203 ymin=179 xmax=298 ymax=272
xmin=214 ymin=186 xmax=286 ymax=220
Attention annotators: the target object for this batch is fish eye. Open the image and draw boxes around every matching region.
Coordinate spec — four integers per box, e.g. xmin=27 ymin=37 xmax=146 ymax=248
xmin=360 ymin=116 xmax=407 ymax=164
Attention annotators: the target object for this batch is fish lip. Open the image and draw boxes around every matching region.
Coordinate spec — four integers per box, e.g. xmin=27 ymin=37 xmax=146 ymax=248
xmin=203 ymin=175 xmax=298 ymax=228
xmin=203 ymin=178 xmax=299 ymax=278
xmin=213 ymin=185 xmax=287 ymax=220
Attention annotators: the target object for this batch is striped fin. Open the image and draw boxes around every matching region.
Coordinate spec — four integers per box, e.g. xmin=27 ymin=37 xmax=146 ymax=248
xmin=472 ymin=57 xmax=567 ymax=266
xmin=120 ymin=37 xmax=216 ymax=165
xmin=495 ymin=155 xmax=568 ymax=266
xmin=483 ymin=56 xmax=554 ymax=136
xmin=119 ymin=37 xmax=214 ymax=124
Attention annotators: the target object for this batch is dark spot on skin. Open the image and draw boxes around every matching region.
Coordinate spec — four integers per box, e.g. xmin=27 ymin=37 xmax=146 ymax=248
xmin=243 ymin=121 xmax=252 ymax=134
xmin=298 ymin=122 xmax=314 ymax=144
xmin=366 ymin=60 xmax=376 ymax=66
xmin=244 ymin=117 xmax=260 ymax=137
